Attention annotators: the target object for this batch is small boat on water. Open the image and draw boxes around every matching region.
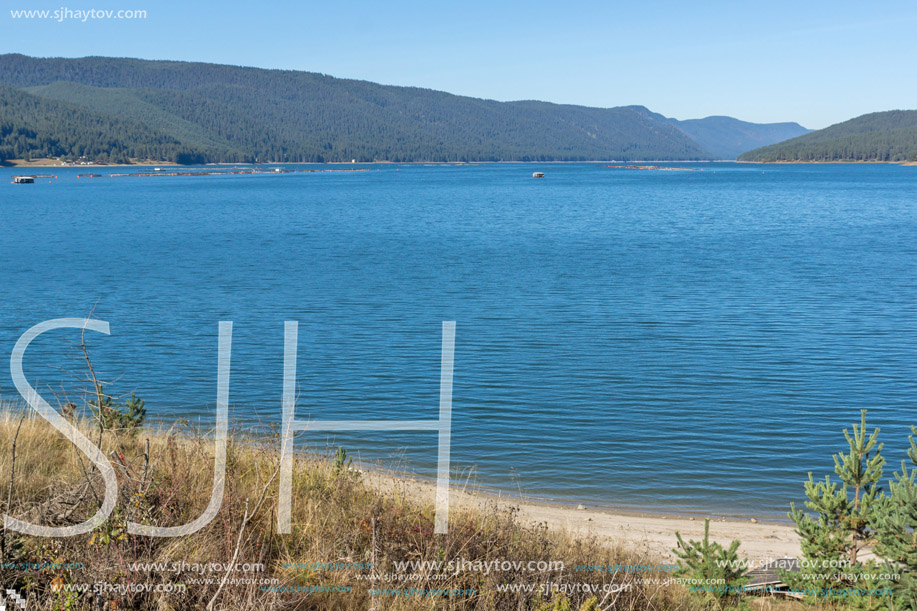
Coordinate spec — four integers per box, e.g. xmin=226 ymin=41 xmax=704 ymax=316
xmin=12 ymin=176 xmax=35 ymax=184
xmin=532 ymin=171 xmax=545 ymax=178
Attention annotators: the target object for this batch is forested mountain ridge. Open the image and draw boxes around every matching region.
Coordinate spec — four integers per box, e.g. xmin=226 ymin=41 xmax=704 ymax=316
xmin=0 ymin=85 xmax=204 ymax=163
xmin=1 ymin=54 xmax=805 ymax=164
xmin=738 ymin=110 xmax=917 ymax=162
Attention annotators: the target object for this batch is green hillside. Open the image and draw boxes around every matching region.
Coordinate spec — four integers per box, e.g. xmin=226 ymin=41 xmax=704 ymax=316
xmin=0 ymin=85 xmax=200 ymax=163
xmin=0 ymin=54 xmax=815 ymax=164
xmin=23 ymin=82 xmax=247 ymax=155
xmin=0 ymin=54 xmax=710 ymax=163
xmin=738 ymin=110 xmax=917 ymax=162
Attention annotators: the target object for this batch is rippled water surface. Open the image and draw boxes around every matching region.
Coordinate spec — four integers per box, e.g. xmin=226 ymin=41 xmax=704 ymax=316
xmin=2 ymin=162 xmax=915 ymax=518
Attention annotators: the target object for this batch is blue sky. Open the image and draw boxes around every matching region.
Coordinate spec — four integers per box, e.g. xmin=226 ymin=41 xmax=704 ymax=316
xmin=2 ymin=0 xmax=915 ymax=129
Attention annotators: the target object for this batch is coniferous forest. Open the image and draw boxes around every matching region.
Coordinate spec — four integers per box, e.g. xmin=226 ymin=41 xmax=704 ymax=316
xmin=0 ymin=54 xmax=811 ymax=164
xmin=738 ymin=110 xmax=917 ymax=162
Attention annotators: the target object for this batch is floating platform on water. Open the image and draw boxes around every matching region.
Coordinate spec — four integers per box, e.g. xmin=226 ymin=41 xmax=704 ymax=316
xmin=11 ymin=174 xmax=57 ymax=183
xmin=107 ymin=168 xmax=374 ymax=178
xmin=606 ymin=165 xmax=702 ymax=171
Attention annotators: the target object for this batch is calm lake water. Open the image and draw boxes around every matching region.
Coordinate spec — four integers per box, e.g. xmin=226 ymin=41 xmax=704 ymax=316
xmin=1 ymin=162 xmax=915 ymax=519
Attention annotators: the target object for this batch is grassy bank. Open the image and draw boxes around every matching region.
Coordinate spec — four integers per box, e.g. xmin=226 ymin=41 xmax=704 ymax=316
xmin=0 ymin=413 xmax=722 ymax=611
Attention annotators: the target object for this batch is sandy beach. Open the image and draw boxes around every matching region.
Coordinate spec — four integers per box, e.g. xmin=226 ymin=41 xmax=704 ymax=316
xmin=364 ymin=469 xmax=802 ymax=565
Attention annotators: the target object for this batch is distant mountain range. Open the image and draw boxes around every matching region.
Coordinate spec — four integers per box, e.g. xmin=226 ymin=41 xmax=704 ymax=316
xmin=666 ymin=115 xmax=812 ymax=160
xmin=0 ymin=54 xmax=809 ymax=164
xmin=738 ymin=110 xmax=917 ymax=162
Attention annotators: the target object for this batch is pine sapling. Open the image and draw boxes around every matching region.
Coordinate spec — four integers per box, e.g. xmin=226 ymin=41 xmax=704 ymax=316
xmin=673 ymin=518 xmax=748 ymax=607
xmin=786 ymin=409 xmax=886 ymax=597
xmin=873 ymin=425 xmax=917 ymax=609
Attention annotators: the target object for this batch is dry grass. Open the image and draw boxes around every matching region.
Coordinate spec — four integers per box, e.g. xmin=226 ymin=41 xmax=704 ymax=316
xmin=0 ymin=411 xmax=812 ymax=610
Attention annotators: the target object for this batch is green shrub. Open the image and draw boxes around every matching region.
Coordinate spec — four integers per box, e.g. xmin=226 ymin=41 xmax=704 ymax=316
xmin=873 ymin=426 xmax=917 ymax=609
xmin=673 ymin=518 xmax=748 ymax=607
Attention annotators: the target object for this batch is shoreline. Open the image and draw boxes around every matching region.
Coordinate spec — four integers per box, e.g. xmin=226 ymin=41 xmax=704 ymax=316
xmin=5 ymin=157 xmax=915 ymax=168
xmin=0 ymin=408 xmax=801 ymax=564
xmin=736 ymin=159 xmax=917 ymax=164
xmin=0 ymin=413 xmax=729 ymax=609
xmin=4 ymin=158 xmax=716 ymax=168
xmin=362 ymin=466 xmax=802 ymax=564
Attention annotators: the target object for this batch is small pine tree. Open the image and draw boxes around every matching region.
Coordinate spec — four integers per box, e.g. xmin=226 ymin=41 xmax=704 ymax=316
xmin=333 ymin=446 xmax=352 ymax=472
xmin=785 ymin=410 xmax=887 ymax=601
xmin=96 ymin=393 xmax=146 ymax=435
xmin=673 ymin=518 xmax=748 ymax=607
xmin=873 ymin=426 xmax=917 ymax=609
xmin=120 ymin=393 xmax=147 ymax=432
